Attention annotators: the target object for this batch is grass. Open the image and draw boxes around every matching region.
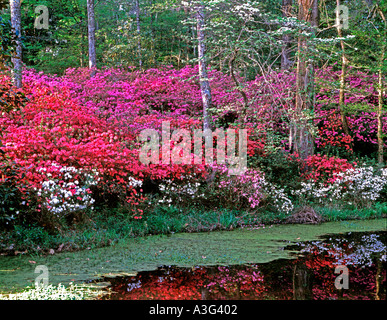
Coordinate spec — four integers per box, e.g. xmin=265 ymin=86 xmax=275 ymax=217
xmin=1 ymin=202 xmax=386 ymax=256
xmin=315 ymin=202 xmax=387 ymax=221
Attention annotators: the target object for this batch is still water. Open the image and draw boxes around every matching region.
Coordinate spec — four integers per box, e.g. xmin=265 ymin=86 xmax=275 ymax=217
xmin=98 ymin=231 xmax=386 ymax=300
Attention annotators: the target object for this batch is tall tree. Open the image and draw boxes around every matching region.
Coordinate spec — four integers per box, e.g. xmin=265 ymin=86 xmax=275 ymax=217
xmin=290 ymin=0 xmax=319 ymax=160
xmin=135 ymin=0 xmax=142 ymax=69
xmin=335 ymin=0 xmax=351 ymax=140
xmin=10 ymin=0 xmax=22 ymax=88
xmin=196 ymin=2 xmax=213 ymax=130
xmin=281 ymin=0 xmax=293 ymax=70
xmin=87 ymin=0 xmax=97 ymax=75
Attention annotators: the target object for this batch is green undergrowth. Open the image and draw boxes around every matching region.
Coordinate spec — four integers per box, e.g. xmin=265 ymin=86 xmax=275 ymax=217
xmin=0 ymin=202 xmax=386 ymax=256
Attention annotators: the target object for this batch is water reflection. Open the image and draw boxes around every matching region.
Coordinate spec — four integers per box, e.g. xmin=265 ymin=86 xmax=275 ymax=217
xmin=98 ymin=231 xmax=386 ymax=300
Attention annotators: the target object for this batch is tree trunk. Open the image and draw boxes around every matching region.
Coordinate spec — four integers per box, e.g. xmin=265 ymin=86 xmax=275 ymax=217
xmin=192 ymin=26 xmax=197 ymax=57
xmin=336 ymin=0 xmax=351 ymax=140
xmin=281 ymin=0 xmax=293 ymax=70
xmin=87 ymin=0 xmax=97 ymax=76
xmin=135 ymin=0 xmax=142 ymax=69
xmin=291 ymin=0 xmax=318 ymax=160
xmin=196 ymin=3 xmax=213 ymax=130
xmin=81 ymin=20 xmax=85 ymax=67
xmin=10 ymin=0 xmax=22 ymax=88
xmin=292 ymin=263 xmax=313 ymax=300
xmin=375 ymin=259 xmax=382 ymax=300
xmin=201 ymin=287 xmax=209 ymax=299
xmin=229 ymin=49 xmax=248 ymax=118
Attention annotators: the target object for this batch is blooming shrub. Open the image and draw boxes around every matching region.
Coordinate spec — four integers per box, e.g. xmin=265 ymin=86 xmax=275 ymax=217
xmin=293 ymin=166 xmax=387 ymax=208
xmin=260 ymin=179 xmax=294 ymax=214
xmin=216 ymin=167 xmax=265 ymax=210
xmin=61 ymin=66 xmax=242 ymax=131
xmin=303 ymin=154 xmax=356 ymax=184
xmin=315 ymin=109 xmax=354 ymax=153
xmin=158 ymin=172 xmax=206 ymax=207
xmin=203 ymin=165 xmax=293 ymax=214
xmin=36 ymin=162 xmax=99 ymax=217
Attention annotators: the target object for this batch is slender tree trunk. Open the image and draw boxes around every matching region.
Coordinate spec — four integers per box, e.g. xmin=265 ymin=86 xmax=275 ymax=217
xmin=10 ymin=0 xmax=22 ymax=88
xmin=229 ymin=49 xmax=248 ymax=119
xmin=81 ymin=20 xmax=85 ymax=67
xmin=135 ymin=0 xmax=142 ymax=69
xmin=201 ymin=287 xmax=209 ymax=299
xmin=292 ymin=263 xmax=313 ymax=300
xmin=336 ymin=0 xmax=351 ymax=140
xmin=196 ymin=3 xmax=212 ymax=130
xmin=87 ymin=0 xmax=97 ymax=76
xmin=291 ymin=0 xmax=318 ymax=160
xmin=375 ymin=259 xmax=382 ymax=300
xmin=192 ymin=26 xmax=197 ymax=57
xmin=281 ymin=0 xmax=293 ymax=70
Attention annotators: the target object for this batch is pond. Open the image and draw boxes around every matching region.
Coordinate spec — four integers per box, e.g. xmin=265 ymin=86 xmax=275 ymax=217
xmin=0 ymin=218 xmax=386 ymax=300
xmin=97 ymin=230 xmax=386 ymax=300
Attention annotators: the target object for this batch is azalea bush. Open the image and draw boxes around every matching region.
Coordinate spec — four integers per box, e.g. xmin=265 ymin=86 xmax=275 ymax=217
xmin=315 ymin=66 xmax=387 ymax=156
xmin=293 ymin=165 xmax=387 ymax=208
xmin=157 ymin=171 xmax=206 ymax=207
xmin=35 ymin=162 xmax=99 ymax=224
xmin=302 ymin=154 xmax=356 ymax=184
xmin=196 ymin=165 xmax=294 ymax=214
xmin=217 ymin=167 xmax=265 ymax=210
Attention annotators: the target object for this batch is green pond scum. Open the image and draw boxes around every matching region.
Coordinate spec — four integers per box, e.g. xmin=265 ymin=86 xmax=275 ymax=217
xmin=0 ymin=218 xmax=386 ymax=293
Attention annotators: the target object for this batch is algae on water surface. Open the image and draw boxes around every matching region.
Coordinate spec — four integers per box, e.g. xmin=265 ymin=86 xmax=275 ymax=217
xmin=0 ymin=218 xmax=386 ymax=292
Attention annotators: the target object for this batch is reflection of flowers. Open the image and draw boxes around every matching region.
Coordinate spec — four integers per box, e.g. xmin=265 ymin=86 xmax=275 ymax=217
xmin=103 ymin=265 xmax=265 ymax=300
xmin=205 ymin=265 xmax=265 ymax=298
xmin=299 ymin=233 xmax=386 ymax=267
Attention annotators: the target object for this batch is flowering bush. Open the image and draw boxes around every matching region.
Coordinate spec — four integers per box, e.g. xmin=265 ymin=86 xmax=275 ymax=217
xmin=201 ymin=165 xmax=293 ymax=214
xmin=217 ymin=167 xmax=265 ymax=210
xmin=303 ymin=154 xmax=356 ymax=184
xmin=36 ymin=162 xmax=99 ymax=218
xmin=260 ymin=179 xmax=294 ymax=214
xmin=157 ymin=172 xmax=206 ymax=207
xmin=293 ymin=166 xmax=387 ymax=208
